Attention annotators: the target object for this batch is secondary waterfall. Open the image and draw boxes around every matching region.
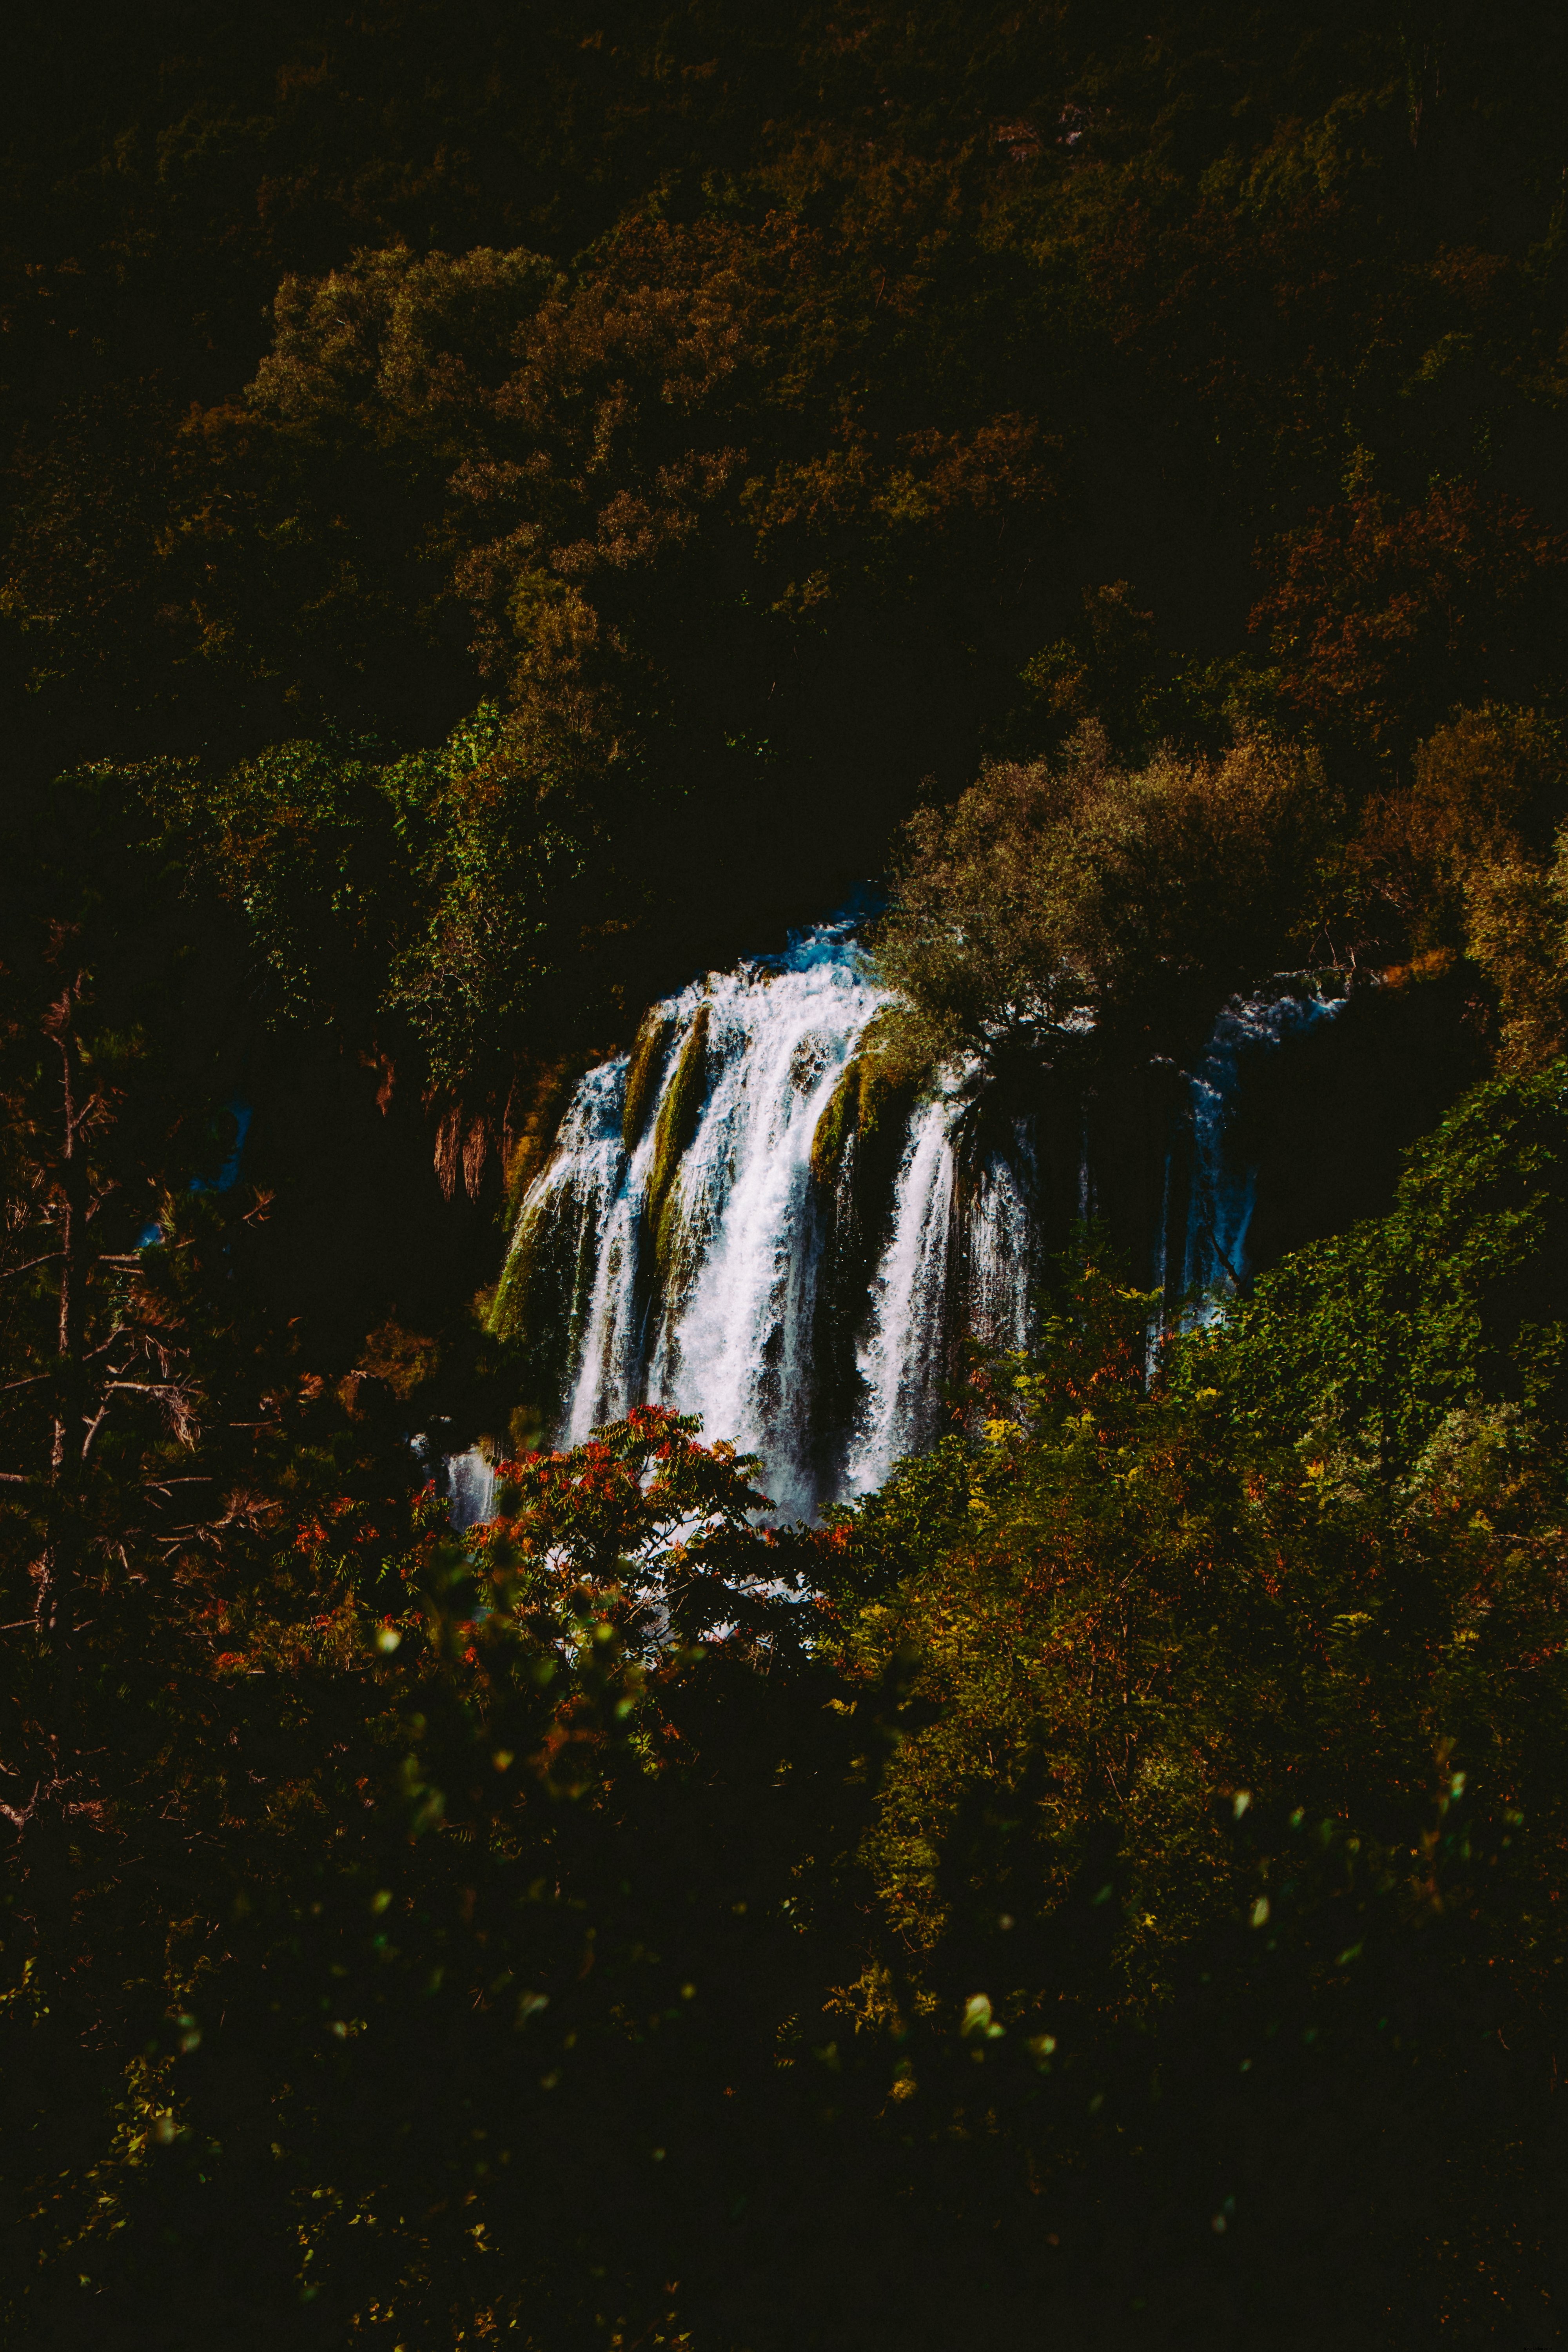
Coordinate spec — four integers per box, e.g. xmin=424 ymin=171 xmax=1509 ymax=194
xmin=1178 ymin=989 xmax=1346 ymax=1315
xmin=488 ymin=914 xmax=1347 ymax=1517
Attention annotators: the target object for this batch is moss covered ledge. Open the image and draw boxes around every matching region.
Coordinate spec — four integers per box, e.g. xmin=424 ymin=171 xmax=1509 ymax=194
xmin=647 ymin=1001 xmax=711 ymax=1259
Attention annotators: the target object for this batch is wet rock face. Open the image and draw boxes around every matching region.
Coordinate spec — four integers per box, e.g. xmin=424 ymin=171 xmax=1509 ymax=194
xmin=494 ymin=918 xmax=1483 ymax=1514
xmin=1005 ymin=1059 xmax=1190 ymax=1295
xmin=622 ymin=1011 xmax=676 ymax=1153
xmin=495 ymin=920 xmax=894 ymax=1517
xmin=1049 ymin=973 xmax=1481 ymax=1320
xmin=647 ymin=1001 xmax=711 ymax=1273
xmin=1238 ymin=970 xmax=1486 ymax=1273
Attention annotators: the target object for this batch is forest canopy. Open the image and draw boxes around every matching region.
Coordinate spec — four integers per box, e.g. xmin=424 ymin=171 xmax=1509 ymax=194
xmin=4 ymin=5 xmax=1568 ymax=2347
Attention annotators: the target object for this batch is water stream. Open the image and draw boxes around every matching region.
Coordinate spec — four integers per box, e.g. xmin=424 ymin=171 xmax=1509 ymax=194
xmin=1179 ymin=989 xmax=1346 ymax=1319
xmin=480 ymin=916 xmax=1346 ymax=1517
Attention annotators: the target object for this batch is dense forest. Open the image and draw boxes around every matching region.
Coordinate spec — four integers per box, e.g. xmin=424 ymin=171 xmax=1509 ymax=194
xmin=5 ymin=4 xmax=1568 ymax=2343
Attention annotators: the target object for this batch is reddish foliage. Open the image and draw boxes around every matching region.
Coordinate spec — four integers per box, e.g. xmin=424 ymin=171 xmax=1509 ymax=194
xmin=1254 ymin=480 xmax=1568 ymax=746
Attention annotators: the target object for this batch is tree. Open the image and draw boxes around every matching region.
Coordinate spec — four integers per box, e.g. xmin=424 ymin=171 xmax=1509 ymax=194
xmin=1255 ymin=479 xmax=1568 ymax=759
xmin=1356 ymin=706 xmax=1568 ymax=1070
xmin=870 ymin=721 xmax=1340 ymax=1082
xmin=815 ymin=1221 xmax=1568 ymax=2343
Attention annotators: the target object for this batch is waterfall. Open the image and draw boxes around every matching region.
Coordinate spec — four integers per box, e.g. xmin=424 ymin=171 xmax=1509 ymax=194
xmin=840 ymin=1094 xmax=958 ymax=1497
xmin=963 ymin=1114 xmax=1037 ymax=1354
xmin=446 ymin=1447 xmax=496 ymax=1530
xmin=491 ymin=924 xmax=1350 ymax=1518
xmin=502 ymin=920 xmax=878 ymax=1515
xmin=1180 ymin=984 xmax=1346 ymax=1315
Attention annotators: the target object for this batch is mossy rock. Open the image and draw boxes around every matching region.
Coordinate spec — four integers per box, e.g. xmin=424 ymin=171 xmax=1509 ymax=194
xmin=810 ymin=1058 xmax=861 ymax=1191
xmin=810 ymin=1012 xmax=920 ymax=1215
xmin=488 ymin=1208 xmax=542 ymax=1342
xmin=503 ymin=1054 xmax=590 ymax=1218
xmin=647 ymin=1001 xmax=711 ymax=1267
xmin=623 ymin=1010 xmax=675 ymax=1153
xmin=808 ymin=1019 xmax=922 ymax=1481
xmin=488 ymin=1176 xmax=604 ymax=1418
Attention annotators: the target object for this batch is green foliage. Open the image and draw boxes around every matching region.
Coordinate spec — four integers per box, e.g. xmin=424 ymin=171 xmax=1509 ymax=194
xmin=871 ymin=724 xmax=1340 ymax=1078
xmin=9 ymin=9 xmax=1568 ymax=2342
xmin=828 ymin=1233 xmax=1550 ymax=2007
xmin=11 ymin=0 xmax=1568 ymax=962
xmin=1192 ymin=1060 xmax=1568 ymax=1466
xmin=9 ymin=1179 xmax=1568 ymax=2345
xmin=815 ymin=1217 xmax=1568 ymax=2340
xmin=145 ymin=736 xmax=406 ymax=1027
xmin=379 ymin=709 xmax=601 ymax=1089
xmin=1357 ymin=706 xmax=1568 ymax=1068
xmin=130 ymin=702 xmax=620 ymax=1108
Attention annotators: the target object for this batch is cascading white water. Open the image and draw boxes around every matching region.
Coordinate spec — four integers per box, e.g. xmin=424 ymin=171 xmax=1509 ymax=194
xmin=490 ymin=927 xmax=1350 ymax=1521
xmin=962 ymin=1115 xmax=1037 ymax=1363
xmin=635 ymin=942 xmax=871 ymax=1481
xmin=506 ymin=922 xmax=865 ymax=1514
xmin=840 ymin=1094 xmax=957 ymax=1497
xmin=446 ymin=1447 xmax=496 ymax=1529
xmin=498 ymin=917 xmax=1041 ymax=1517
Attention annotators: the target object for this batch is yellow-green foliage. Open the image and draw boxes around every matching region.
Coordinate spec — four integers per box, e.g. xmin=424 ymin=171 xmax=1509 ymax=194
xmin=647 ymin=1002 xmax=710 ymax=1256
xmin=1412 ymin=706 xmax=1561 ymax=858
xmin=871 ymin=722 xmax=1335 ymax=1074
xmin=827 ymin=1212 xmax=1568 ymax=2020
xmin=355 ymin=1316 xmax=442 ymax=1399
xmin=1466 ymin=853 xmax=1568 ymax=1072
xmin=1365 ymin=709 xmax=1568 ymax=1071
xmin=622 ymin=1011 xmax=675 ymax=1152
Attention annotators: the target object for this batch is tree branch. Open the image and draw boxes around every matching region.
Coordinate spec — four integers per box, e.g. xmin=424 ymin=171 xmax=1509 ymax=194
xmin=0 ymin=1254 xmax=64 ymax=1283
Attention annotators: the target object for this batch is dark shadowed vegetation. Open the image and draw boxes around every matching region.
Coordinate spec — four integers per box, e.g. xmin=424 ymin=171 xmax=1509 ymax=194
xmin=5 ymin=4 xmax=1568 ymax=2345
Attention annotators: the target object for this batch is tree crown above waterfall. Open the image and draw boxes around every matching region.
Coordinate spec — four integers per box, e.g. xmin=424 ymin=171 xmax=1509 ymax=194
xmin=870 ymin=720 xmax=1341 ymax=1077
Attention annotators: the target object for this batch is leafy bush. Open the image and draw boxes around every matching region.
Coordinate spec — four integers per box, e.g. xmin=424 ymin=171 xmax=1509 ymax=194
xmin=1192 ymin=1059 xmax=1568 ymax=1466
